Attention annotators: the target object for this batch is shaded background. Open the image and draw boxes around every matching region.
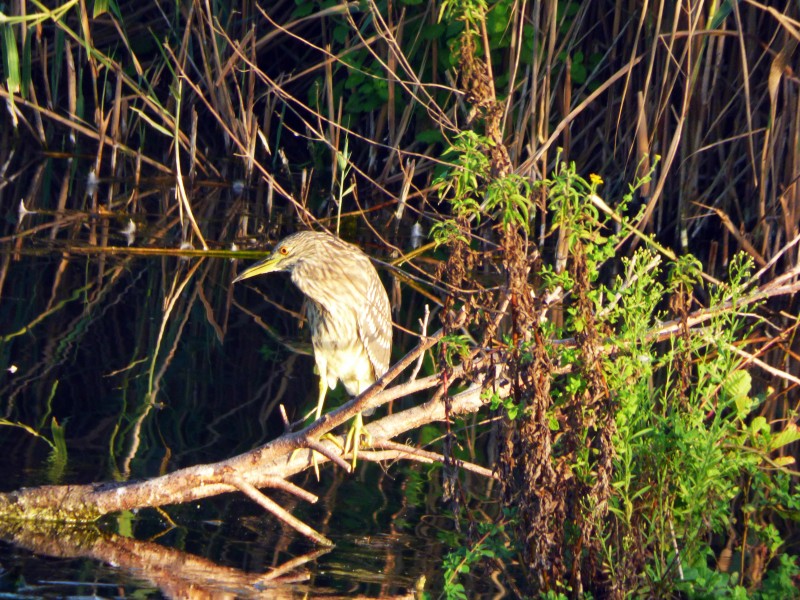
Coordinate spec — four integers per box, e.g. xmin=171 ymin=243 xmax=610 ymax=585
xmin=1 ymin=0 xmax=798 ymax=596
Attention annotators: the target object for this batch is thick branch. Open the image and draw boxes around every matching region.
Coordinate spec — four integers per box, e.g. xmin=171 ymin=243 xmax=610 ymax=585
xmin=0 ymin=374 xmax=493 ymax=525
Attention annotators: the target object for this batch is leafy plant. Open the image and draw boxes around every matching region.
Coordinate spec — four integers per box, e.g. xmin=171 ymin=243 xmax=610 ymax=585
xmin=484 ymin=174 xmax=532 ymax=233
xmin=439 ymin=334 xmax=472 ymax=368
xmin=434 ymin=131 xmax=492 ymax=222
xmin=442 ymin=514 xmax=514 ymax=600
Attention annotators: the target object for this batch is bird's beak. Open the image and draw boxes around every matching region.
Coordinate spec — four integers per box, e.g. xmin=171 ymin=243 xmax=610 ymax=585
xmin=233 ymin=255 xmax=282 ymax=283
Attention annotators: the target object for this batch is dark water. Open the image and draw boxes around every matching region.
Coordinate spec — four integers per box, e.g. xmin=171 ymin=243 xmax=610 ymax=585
xmin=0 ymin=140 xmax=498 ymax=597
xmin=0 ymin=244 xmax=493 ymax=598
xmin=0 ymin=428 xmax=465 ymax=598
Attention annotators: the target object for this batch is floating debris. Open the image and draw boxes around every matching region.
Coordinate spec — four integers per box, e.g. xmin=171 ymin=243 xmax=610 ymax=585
xmin=121 ymin=219 xmax=136 ymax=246
xmin=232 ymin=180 xmax=245 ymax=197
xmin=410 ymin=222 xmax=424 ymax=249
xmin=17 ymin=199 xmax=34 ymax=222
xmin=86 ymin=170 xmax=99 ymax=196
xmin=179 ymin=240 xmax=195 ymax=261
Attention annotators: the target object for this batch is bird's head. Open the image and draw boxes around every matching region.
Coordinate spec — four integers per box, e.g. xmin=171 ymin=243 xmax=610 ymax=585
xmin=233 ymin=232 xmax=318 ymax=283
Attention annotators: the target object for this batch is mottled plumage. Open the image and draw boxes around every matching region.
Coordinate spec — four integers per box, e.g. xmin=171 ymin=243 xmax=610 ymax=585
xmin=234 ymin=231 xmax=392 ymax=421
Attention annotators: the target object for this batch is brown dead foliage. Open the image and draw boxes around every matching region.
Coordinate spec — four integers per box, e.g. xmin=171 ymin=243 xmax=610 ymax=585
xmin=450 ymin=19 xmax=624 ymax=591
xmin=494 ymin=233 xmax=621 ymax=595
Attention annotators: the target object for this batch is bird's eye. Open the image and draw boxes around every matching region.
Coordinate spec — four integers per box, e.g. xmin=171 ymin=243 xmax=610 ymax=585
xmin=279 ymin=247 xmax=289 ymax=256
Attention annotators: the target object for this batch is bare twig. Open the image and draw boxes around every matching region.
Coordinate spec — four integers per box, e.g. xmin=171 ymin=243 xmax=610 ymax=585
xmin=409 ymin=304 xmax=430 ymax=382
xmin=223 ymin=474 xmax=332 ymax=546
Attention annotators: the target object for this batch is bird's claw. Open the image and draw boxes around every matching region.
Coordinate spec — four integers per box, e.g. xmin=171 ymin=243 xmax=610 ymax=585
xmin=344 ymin=412 xmax=371 ymax=468
xmin=289 ymin=446 xmax=324 ymax=480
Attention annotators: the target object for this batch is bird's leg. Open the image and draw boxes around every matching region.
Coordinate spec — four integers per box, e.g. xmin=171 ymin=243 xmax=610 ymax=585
xmin=310 ymin=378 xmax=349 ymax=452
xmin=344 ymin=411 xmax=372 ymax=468
xmin=297 ymin=375 xmax=329 ymax=422
xmin=310 ymin=377 xmax=329 ymax=479
xmin=315 ymin=375 xmax=327 ymax=420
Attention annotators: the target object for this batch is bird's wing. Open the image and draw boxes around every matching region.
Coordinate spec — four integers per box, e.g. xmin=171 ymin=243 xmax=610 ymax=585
xmin=357 ymin=268 xmax=392 ymax=380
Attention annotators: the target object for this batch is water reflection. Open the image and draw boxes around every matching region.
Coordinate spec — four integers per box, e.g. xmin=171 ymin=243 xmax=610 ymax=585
xmin=0 ymin=470 xmax=456 ymax=598
xmin=0 ymin=148 xmax=475 ymax=596
xmin=0 ymin=518 xmax=322 ymax=598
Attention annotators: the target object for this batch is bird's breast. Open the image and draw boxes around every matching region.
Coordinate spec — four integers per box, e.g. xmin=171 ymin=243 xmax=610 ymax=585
xmin=307 ymin=306 xmax=374 ymax=395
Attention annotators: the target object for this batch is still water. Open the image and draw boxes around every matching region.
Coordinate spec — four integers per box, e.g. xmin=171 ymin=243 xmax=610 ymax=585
xmin=0 ymin=461 xmax=447 ymax=598
xmin=0 ymin=248 xmax=488 ymax=598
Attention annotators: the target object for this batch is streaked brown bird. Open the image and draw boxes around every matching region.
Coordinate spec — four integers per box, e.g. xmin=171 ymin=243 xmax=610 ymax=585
xmin=233 ymin=231 xmax=392 ymax=458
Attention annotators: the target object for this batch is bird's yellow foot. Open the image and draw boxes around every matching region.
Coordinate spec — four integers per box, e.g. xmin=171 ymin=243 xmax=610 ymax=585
xmin=310 ymin=449 xmax=321 ymax=480
xmin=344 ymin=412 xmax=372 ymax=467
xmin=311 ymin=433 xmax=347 ymax=479
xmin=288 ymin=446 xmax=325 ymax=480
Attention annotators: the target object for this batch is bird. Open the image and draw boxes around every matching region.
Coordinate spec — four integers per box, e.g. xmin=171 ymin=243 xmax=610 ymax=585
xmin=233 ymin=230 xmax=392 ymax=464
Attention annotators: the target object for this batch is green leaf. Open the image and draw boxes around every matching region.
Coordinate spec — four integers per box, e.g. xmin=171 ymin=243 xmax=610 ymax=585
xmin=93 ymin=0 xmax=110 ymax=18
xmin=750 ymin=416 xmax=769 ymax=436
xmin=345 ymin=71 xmax=364 ymax=89
xmin=292 ymin=2 xmax=315 ymax=18
xmin=333 ymin=24 xmax=349 ymax=44
xmin=571 ymin=61 xmax=587 ymax=84
xmin=487 ymin=4 xmax=509 ymax=35
xmin=723 ymin=370 xmax=753 ymax=419
xmin=723 ymin=369 xmax=751 ymax=401
xmin=506 ymin=402 xmax=519 ymax=420
xmin=548 ymin=414 xmax=560 ymax=430
xmin=46 ymin=417 xmax=69 ymax=483
xmin=2 ymin=23 xmax=20 ymax=94
xmin=416 ymin=129 xmax=444 ymax=144
xmin=770 ymin=423 xmax=800 ymax=452
xmin=422 ymin=22 xmax=445 ymax=40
